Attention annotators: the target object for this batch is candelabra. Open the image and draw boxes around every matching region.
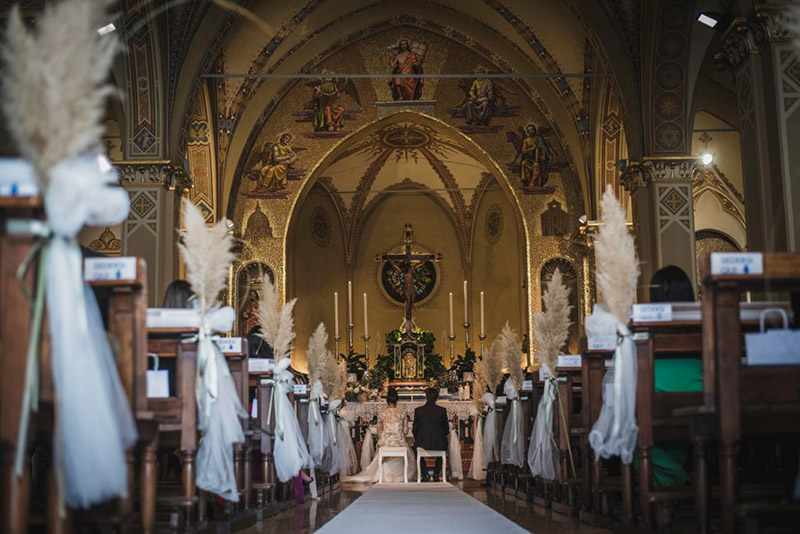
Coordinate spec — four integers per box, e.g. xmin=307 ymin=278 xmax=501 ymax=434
xmin=348 ymin=323 xmax=354 ymax=354
xmin=479 ymin=333 xmax=486 ymax=357
xmin=334 ymin=335 xmax=341 ymax=357
xmin=463 ymin=321 xmax=471 ymax=351
xmin=363 ymin=334 xmax=370 ymax=361
xmin=448 ymin=334 xmax=456 ymax=366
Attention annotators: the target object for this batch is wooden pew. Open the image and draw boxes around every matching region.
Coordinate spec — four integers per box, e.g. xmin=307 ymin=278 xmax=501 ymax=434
xmin=552 ymin=357 xmax=583 ymax=517
xmin=146 ymin=326 xmax=201 ymax=528
xmin=249 ymin=364 xmax=278 ymax=514
xmin=691 ymin=253 xmax=800 ymax=531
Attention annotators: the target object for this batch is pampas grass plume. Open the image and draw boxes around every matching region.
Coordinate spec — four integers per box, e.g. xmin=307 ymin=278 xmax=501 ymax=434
xmin=179 ymin=199 xmax=235 ymax=314
xmin=484 ymin=338 xmax=505 ymax=394
xmin=307 ymin=323 xmax=328 ymax=387
xmin=596 ymin=186 xmax=639 ymax=324
xmin=534 ymin=269 xmax=573 ymax=374
xmin=2 ymin=0 xmax=118 ymax=184
xmin=499 ymin=322 xmax=523 ymax=390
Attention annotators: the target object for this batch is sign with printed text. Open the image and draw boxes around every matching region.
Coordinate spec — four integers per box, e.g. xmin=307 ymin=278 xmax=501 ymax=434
xmin=587 ymin=336 xmax=617 ymax=351
xmin=496 ymin=396 xmax=507 ymax=406
xmin=521 ymin=380 xmax=533 ymax=392
xmin=293 ymin=384 xmax=308 ymax=396
xmin=216 ymin=337 xmax=243 ymax=354
xmin=633 ymin=303 xmax=673 ymax=322
xmin=710 ymin=252 xmax=763 ymax=276
xmin=557 ymin=355 xmax=582 ymax=368
xmin=248 ymin=358 xmax=274 ymax=373
xmin=84 ymin=257 xmax=137 ymax=282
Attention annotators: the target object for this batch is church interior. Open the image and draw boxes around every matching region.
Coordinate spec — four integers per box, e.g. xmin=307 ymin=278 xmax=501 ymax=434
xmin=0 ymin=0 xmax=799 ymax=532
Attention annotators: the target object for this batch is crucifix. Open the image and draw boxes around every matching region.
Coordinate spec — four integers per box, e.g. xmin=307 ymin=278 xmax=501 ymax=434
xmin=375 ymin=223 xmax=442 ymax=335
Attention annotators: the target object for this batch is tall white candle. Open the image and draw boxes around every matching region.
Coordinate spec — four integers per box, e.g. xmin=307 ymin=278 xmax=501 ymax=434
xmin=463 ymin=280 xmax=468 ymax=323
xmin=348 ymin=280 xmax=353 ymax=325
xmin=449 ymin=292 xmax=454 ymax=336
xmin=363 ymin=293 xmax=368 ymax=334
xmin=334 ymin=292 xmax=339 ymax=338
xmin=480 ymin=291 xmax=485 ymax=336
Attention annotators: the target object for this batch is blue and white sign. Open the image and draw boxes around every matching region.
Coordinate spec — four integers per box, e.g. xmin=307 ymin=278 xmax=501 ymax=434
xmin=293 ymin=383 xmax=308 ymax=396
xmin=633 ymin=303 xmax=673 ymax=322
xmin=587 ymin=336 xmax=617 ymax=351
xmin=710 ymin=252 xmax=763 ymax=276
xmin=84 ymin=257 xmax=137 ymax=282
xmin=557 ymin=354 xmax=582 ymax=368
xmin=216 ymin=337 xmax=243 ymax=354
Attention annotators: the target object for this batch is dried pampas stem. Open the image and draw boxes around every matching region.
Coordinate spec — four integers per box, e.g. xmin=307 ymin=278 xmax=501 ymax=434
xmin=307 ymin=323 xmax=328 ymax=387
xmin=534 ymin=269 xmax=573 ymax=374
xmin=257 ymin=276 xmax=296 ymax=361
xmin=2 ymin=0 xmax=118 ymax=184
xmin=498 ymin=322 xmax=523 ymax=390
xmin=179 ymin=199 xmax=235 ymax=313
xmin=596 ymin=186 xmax=639 ymax=324
xmin=484 ymin=338 xmax=505 ymax=394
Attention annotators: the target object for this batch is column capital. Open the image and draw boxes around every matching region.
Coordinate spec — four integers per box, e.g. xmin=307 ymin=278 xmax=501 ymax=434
xmin=715 ymin=7 xmax=798 ymax=71
xmin=620 ymin=158 xmax=702 ymax=192
xmin=116 ymin=161 xmax=193 ymax=194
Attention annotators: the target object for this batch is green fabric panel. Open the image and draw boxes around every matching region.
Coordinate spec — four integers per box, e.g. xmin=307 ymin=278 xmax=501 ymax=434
xmin=654 ymin=359 xmax=703 ymax=392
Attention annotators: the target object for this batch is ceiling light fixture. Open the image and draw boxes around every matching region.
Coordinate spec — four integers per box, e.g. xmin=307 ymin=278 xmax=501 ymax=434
xmin=97 ymin=23 xmax=116 ymax=36
xmin=697 ymin=11 xmax=733 ymax=32
xmin=700 ymin=152 xmax=714 ymax=166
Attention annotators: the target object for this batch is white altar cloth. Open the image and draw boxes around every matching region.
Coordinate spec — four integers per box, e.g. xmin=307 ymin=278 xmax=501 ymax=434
xmin=347 ymin=400 xmax=474 ymax=422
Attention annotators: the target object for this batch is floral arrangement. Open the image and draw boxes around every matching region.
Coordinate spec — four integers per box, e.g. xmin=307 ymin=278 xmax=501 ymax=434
xmin=435 ymin=369 xmax=460 ymax=393
xmin=344 ymin=379 xmax=381 ymax=402
xmin=450 ymin=348 xmax=476 ymax=377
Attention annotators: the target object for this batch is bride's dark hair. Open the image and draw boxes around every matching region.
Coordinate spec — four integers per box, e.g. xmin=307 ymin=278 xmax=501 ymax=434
xmin=386 ymin=386 xmax=399 ymax=406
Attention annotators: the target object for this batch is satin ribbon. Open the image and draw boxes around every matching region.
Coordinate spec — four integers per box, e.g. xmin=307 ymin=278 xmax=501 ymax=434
xmin=611 ymin=325 xmax=633 ymax=441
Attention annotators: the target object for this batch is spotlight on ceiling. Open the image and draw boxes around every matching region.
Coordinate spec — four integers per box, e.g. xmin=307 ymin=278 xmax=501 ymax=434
xmin=697 ymin=11 xmax=732 ymax=32
xmin=97 ymin=23 xmax=116 ymax=36
xmin=578 ymin=215 xmax=588 ymax=226
xmin=701 ymin=152 xmax=714 ymax=166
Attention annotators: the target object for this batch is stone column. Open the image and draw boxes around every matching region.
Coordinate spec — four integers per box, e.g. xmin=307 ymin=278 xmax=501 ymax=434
xmin=622 ymin=158 xmax=700 ymax=297
xmin=716 ymin=7 xmax=800 ymax=252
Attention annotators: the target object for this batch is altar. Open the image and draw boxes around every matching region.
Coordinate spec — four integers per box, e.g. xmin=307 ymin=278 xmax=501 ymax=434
xmin=346 ymin=400 xmax=474 ymax=423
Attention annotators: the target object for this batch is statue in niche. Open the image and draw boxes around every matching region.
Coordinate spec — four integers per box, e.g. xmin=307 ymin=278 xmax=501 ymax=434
xmin=252 ymin=133 xmax=297 ymax=193
xmin=388 ymin=38 xmax=425 ymax=101
xmin=520 ymin=122 xmax=550 ymax=188
xmin=464 ymin=67 xmax=495 ymax=126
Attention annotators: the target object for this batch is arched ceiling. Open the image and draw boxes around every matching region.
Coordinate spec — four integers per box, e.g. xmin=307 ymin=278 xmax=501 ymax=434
xmin=166 ymin=0 xmax=646 ymax=217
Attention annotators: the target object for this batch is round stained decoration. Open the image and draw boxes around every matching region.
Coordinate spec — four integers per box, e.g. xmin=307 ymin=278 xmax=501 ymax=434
xmin=484 ymin=203 xmax=504 ymax=245
xmin=378 ymin=244 xmax=440 ymax=307
xmin=310 ymin=206 xmax=331 ymax=248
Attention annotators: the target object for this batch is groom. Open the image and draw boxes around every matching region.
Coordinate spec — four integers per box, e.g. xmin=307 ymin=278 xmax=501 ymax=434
xmin=413 ymin=388 xmax=449 ymax=482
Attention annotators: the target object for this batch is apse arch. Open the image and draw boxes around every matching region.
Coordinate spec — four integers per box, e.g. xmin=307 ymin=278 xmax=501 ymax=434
xmin=283 ymin=111 xmax=535 ymax=345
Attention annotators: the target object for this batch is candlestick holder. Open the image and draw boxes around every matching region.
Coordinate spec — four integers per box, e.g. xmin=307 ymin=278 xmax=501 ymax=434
xmin=463 ymin=321 xmax=471 ymax=350
xmin=479 ymin=333 xmax=486 ymax=357
xmin=334 ymin=335 xmax=341 ymax=357
xmin=363 ymin=335 xmax=370 ymax=361
xmin=448 ymin=334 xmax=456 ymax=366
xmin=348 ymin=323 xmax=354 ymax=355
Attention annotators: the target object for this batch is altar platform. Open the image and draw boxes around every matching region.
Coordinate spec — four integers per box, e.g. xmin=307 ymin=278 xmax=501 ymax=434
xmin=346 ymin=399 xmax=474 ymax=422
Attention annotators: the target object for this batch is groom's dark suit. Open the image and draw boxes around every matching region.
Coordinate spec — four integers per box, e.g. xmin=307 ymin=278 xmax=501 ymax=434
xmin=413 ymin=398 xmax=449 ymax=480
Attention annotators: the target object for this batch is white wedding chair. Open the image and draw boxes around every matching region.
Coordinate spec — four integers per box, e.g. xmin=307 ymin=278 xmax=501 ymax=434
xmin=416 ymin=448 xmax=447 ymax=483
xmin=377 ymin=447 xmax=409 ymax=484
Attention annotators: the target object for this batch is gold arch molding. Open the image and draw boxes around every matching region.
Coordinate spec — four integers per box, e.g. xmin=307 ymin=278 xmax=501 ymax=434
xmin=282 ymin=110 xmax=536 ymax=349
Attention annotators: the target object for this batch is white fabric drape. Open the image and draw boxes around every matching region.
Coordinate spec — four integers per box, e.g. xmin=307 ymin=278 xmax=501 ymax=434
xmin=468 ymin=407 xmax=486 ymax=481
xmin=500 ymin=380 xmax=525 ymax=467
xmin=322 ymin=400 xmax=341 ymax=475
xmin=195 ymin=307 xmax=247 ymax=501
xmin=273 ymin=358 xmax=313 ymax=482
xmin=527 ymin=376 xmax=560 ymax=481
xmin=481 ymin=393 xmax=499 ymax=466
xmin=360 ymin=425 xmax=375 ymax=471
xmin=337 ymin=407 xmax=358 ymax=476
xmin=13 ymin=155 xmax=138 ymax=509
xmin=448 ymin=422 xmax=463 ymax=480
xmin=587 ymin=306 xmax=638 ymax=464
xmin=307 ymin=381 xmax=325 ymax=467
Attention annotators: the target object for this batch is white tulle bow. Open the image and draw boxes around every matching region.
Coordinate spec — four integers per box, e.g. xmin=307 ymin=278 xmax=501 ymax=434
xmin=272 ymin=358 xmax=312 ymax=482
xmin=481 ymin=392 xmax=499 ymax=465
xmin=4 ymin=155 xmax=137 ymax=510
xmin=588 ymin=306 xmax=638 ymax=463
xmin=528 ymin=376 xmax=560 ymax=480
xmin=500 ymin=380 xmax=524 ymax=467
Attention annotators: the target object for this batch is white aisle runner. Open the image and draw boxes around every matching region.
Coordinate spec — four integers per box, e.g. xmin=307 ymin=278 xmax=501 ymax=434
xmin=318 ymin=483 xmax=530 ymax=533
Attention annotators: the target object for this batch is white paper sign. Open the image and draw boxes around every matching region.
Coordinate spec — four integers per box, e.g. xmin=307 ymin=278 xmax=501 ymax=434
xmin=633 ymin=303 xmax=673 ymax=322
xmin=710 ymin=252 xmax=763 ymax=276
xmin=250 ymin=398 xmax=258 ymax=418
xmin=0 ymin=182 xmax=38 ymax=197
xmin=248 ymin=358 xmax=274 ymax=373
xmin=557 ymin=354 xmax=582 ymax=368
xmin=604 ymin=359 xmax=614 ymax=368
xmin=521 ymin=379 xmax=533 ymax=392
xmin=146 ymin=370 xmax=169 ymax=398
xmin=539 ymin=368 xmax=552 ymax=381
xmin=496 ymin=396 xmax=507 ymax=406
xmin=293 ymin=384 xmax=308 ymax=396
xmin=587 ymin=336 xmax=617 ymax=351
xmin=216 ymin=337 xmax=243 ymax=354
xmin=84 ymin=257 xmax=137 ymax=282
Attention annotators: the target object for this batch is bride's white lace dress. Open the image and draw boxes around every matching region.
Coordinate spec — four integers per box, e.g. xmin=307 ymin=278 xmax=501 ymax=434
xmin=344 ymin=406 xmax=416 ymax=483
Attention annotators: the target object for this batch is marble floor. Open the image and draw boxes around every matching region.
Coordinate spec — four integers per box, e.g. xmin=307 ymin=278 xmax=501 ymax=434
xmin=234 ymin=481 xmax=610 ymax=534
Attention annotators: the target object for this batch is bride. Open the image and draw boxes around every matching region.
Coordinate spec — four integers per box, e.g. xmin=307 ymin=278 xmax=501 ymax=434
xmin=344 ymin=387 xmax=416 ymax=483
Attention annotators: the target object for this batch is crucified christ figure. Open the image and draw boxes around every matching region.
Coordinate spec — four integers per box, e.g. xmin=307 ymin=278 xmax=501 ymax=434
xmin=375 ymin=224 xmax=442 ymax=334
